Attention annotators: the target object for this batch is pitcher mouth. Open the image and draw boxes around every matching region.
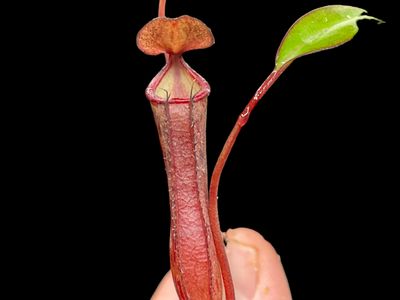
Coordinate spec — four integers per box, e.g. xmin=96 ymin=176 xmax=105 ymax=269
xmin=145 ymin=55 xmax=210 ymax=104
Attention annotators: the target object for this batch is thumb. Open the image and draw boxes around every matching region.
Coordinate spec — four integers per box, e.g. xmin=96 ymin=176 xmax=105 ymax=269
xmin=151 ymin=227 xmax=292 ymax=300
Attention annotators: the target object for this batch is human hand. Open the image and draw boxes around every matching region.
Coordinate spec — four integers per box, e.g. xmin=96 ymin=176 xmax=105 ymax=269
xmin=151 ymin=227 xmax=292 ymax=300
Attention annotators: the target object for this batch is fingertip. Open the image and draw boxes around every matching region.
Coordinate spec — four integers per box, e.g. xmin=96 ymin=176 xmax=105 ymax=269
xmin=225 ymin=227 xmax=292 ymax=300
xmin=151 ymin=271 xmax=179 ymax=300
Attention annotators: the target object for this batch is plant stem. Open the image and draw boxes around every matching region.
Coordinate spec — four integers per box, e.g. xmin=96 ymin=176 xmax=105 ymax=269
xmin=158 ymin=0 xmax=168 ymax=61
xmin=208 ymin=63 xmax=290 ymax=300
xmin=158 ymin=0 xmax=166 ymax=17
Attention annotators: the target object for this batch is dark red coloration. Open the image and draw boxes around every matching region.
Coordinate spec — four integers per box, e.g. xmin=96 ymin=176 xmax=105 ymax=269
xmin=148 ymin=55 xmax=223 ymax=299
xmin=138 ymin=11 xmax=229 ymax=298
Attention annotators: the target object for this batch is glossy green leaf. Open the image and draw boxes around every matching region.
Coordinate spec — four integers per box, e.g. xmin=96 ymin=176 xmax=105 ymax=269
xmin=275 ymin=5 xmax=383 ymax=69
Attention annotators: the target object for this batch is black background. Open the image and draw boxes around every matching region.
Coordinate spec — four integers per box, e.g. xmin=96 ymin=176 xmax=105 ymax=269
xmin=27 ymin=0 xmax=396 ymax=299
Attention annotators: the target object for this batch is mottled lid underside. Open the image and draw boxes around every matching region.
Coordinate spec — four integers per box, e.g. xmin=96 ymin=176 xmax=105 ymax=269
xmin=137 ymin=15 xmax=215 ymax=55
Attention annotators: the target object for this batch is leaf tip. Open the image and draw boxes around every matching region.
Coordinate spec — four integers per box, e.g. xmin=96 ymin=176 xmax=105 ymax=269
xmin=359 ymin=14 xmax=385 ymax=25
xmin=274 ymin=5 xmax=385 ymax=70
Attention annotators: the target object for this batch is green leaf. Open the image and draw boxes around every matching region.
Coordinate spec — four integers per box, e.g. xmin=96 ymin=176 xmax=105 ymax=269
xmin=275 ymin=5 xmax=383 ymax=69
